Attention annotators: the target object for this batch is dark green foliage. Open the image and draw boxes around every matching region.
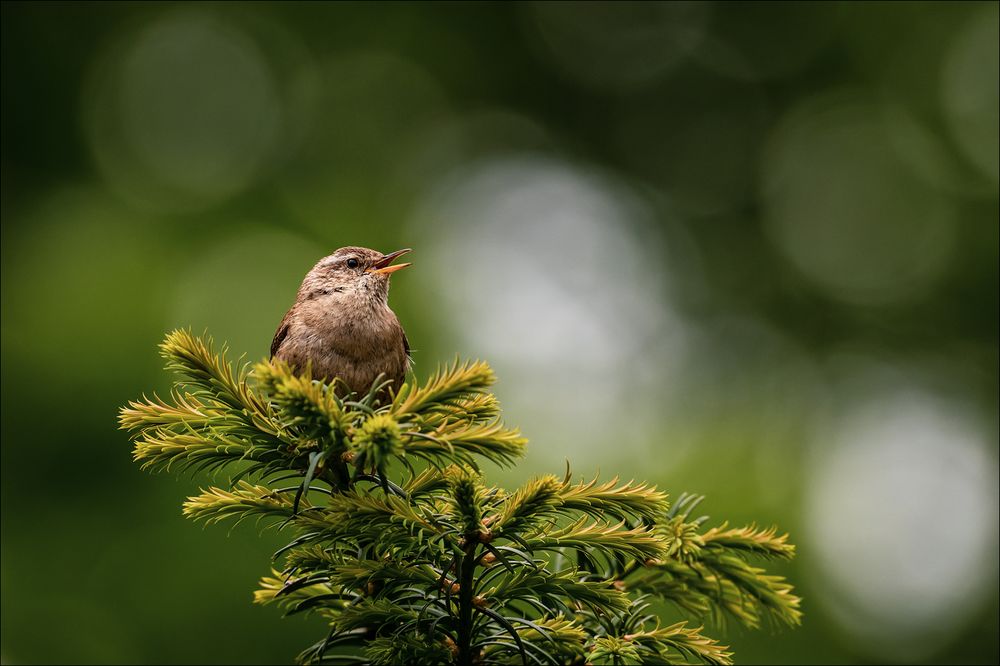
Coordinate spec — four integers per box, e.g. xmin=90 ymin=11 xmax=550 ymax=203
xmin=120 ymin=330 xmax=802 ymax=665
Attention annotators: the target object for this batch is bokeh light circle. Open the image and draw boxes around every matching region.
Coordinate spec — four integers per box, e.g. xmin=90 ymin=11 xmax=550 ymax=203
xmin=941 ymin=3 xmax=1000 ymax=188
xmin=278 ymin=50 xmax=450 ymax=233
xmin=84 ymin=9 xmax=283 ymax=211
xmin=1 ymin=187 xmax=168 ymax=390
xmin=411 ymin=155 xmax=691 ymax=470
xmin=806 ymin=387 xmax=999 ymax=661
xmin=524 ymin=1 xmax=709 ymax=92
xmin=761 ymin=93 xmax=957 ymax=305
xmin=168 ymin=227 xmax=328 ymax=358
xmin=691 ymin=2 xmax=839 ymax=81
xmin=613 ymin=74 xmax=770 ymax=216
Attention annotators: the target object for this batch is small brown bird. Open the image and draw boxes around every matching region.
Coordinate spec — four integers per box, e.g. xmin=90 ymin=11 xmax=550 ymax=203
xmin=270 ymin=246 xmax=412 ymax=399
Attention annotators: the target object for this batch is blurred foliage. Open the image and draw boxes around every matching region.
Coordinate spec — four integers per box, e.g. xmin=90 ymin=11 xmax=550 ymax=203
xmin=1 ymin=2 xmax=997 ymax=665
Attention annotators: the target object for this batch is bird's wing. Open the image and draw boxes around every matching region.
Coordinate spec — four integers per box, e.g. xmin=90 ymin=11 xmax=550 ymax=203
xmin=270 ymin=311 xmax=292 ymax=358
xmin=402 ymin=328 xmax=412 ymax=369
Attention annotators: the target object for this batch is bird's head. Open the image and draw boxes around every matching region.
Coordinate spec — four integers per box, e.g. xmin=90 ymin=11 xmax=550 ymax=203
xmin=299 ymin=246 xmax=411 ymax=306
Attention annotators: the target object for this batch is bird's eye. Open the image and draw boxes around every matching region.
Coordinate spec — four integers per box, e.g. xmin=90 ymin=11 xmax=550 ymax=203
xmin=346 ymin=258 xmax=360 ymax=269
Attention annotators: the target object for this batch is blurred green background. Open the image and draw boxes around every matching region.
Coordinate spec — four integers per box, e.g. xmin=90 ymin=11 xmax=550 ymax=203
xmin=2 ymin=2 xmax=997 ymax=664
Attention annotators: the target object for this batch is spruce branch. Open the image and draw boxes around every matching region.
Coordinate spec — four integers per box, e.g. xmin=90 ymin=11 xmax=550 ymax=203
xmin=254 ymin=357 xmax=347 ymax=443
xmin=119 ymin=389 xmax=217 ymax=434
xmin=523 ymin=517 xmax=667 ymax=562
xmin=480 ymin=568 xmax=631 ymax=614
xmin=255 ymin=571 xmax=351 ymax=619
xmin=319 ymin=491 xmax=449 ymax=551
xmin=131 ymin=429 xmax=256 ymax=475
xmin=404 ymin=418 xmax=528 ymax=470
xmin=160 ymin=329 xmax=265 ymax=415
xmin=326 ymin=559 xmax=443 ymax=595
xmin=282 ymin=544 xmax=341 ymax=573
xmin=121 ymin=331 xmax=801 ymax=665
xmin=402 ymin=466 xmax=453 ymax=498
xmin=491 ymin=475 xmax=563 ymax=535
xmin=365 ymin=635 xmax=456 ymax=665
xmin=482 ymin=615 xmax=586 ymax=663
xmin=558 ymin=475 xmax=670 ymax=522
xmin=419 ymin=393 xmax=502 ymax=426
xmin=448 ymin=469 xmax=488 ymax=539
xmin=624 ymin=621 xmax=733 ymax=666
xmin=350 ymin=413 xmax=405 ymax=480
xmin=700 ymin=522 xmax=796 ymax=560
xmin=391 ymin=358 xmax=496 ymax=417
xmin=631 ymin=518 xmax=803 ymax=631
xmin=588 ymin=636 xmax=643 ymax=665
xmin=183 ymin=481 xmax=332 ymax=532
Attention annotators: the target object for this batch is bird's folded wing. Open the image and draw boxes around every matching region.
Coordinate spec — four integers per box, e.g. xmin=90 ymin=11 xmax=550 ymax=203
xmin=270 ymin=312 xmax=292 ymax=358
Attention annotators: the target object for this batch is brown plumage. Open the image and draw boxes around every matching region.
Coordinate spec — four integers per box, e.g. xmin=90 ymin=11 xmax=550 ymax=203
xmin=270 ymin=246 xmax=411 ymax=399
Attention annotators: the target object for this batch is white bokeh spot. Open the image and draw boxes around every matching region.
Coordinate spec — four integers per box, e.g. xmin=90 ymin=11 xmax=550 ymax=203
xmin=806 ymin=388 xmax=999 ymax=660
xmin=411 ymin=155 xmax=690 ymax=469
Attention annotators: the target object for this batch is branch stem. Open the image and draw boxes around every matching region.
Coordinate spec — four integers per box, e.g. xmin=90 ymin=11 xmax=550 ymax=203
xmin=456 ymin=541 xmax=479 ymax=666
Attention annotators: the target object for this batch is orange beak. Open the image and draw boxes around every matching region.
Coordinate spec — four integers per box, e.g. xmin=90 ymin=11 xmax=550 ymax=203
xmin=367 ymin=248 xmax=412 ymax=275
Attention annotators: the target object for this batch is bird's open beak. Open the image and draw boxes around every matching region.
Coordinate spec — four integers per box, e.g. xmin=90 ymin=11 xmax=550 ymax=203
xmin=367 ymin=248 xmax=412 ymax=275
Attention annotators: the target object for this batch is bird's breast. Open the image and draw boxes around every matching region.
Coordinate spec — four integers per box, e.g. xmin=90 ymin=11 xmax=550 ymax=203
xmin=288 ymin=306 xmax=407 ymax=396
